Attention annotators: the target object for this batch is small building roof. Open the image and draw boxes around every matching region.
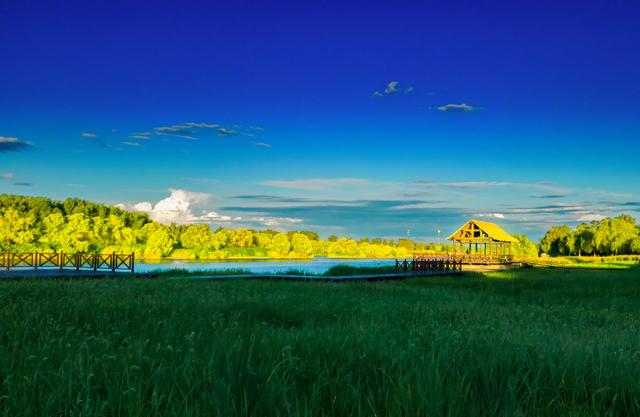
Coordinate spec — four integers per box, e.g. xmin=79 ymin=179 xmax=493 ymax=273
xmin=447 ymin=219 xmax=517 ymax=243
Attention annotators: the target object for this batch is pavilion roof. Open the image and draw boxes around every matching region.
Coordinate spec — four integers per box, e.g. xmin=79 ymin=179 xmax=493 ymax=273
xmin=447 ymin=219 xmax=517 ymax=243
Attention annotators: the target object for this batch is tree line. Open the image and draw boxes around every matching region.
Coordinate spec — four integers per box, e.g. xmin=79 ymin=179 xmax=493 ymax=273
xmin=539 ymin=215 xmax=640 ymax=256
xmin=0 ymin=195 xmax=453 ymax=259
xmin=8 ymin=194 xmax=628 ymax=259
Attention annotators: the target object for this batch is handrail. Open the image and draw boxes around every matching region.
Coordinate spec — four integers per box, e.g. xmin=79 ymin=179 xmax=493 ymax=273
xmin=395 ymin=257 xmax=463 ymax=274
xmin=0 ymin=252 xmax=135 ymax=273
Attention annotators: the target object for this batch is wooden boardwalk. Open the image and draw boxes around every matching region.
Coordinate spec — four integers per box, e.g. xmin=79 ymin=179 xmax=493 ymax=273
xmin=0 ymin=252 xmax=135 ymax=273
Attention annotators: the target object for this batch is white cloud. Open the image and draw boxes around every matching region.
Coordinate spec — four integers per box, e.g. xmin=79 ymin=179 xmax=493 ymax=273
xmin=577 ymin=214 xmax=606 ymax=222
xmin=261 ymin=178 xmax=370 ymax=191
xmin=81 ymin=132 xmax=97 ymax=138
xmin=437 ymin=103 xmax=479 ymax=112
xmin=121 ymin=141 xmax=143 ymax=147
xmin=254 ymin=142 xmax=272 ymax=148
xmin=477 ymin=213 xmax=506 ymax=219
xmin=256 ymin=217 xmax=303 ymax=227
xmin=1 ymin=172 xmax=13 ymax=180
xmin=119 ymin=188 xmax=305 ymax=231
xmin=0 ymin=136 xmax=34 ymax=152
xmin=444 ymin=181 xmax=512 ymax=189
xmin=384 ymin=81 xmax=399 ymax=95
xmin=133 ymin=202 xmax=153 ymax=212
xmin=124 ymin=189 xmax=211 ymax=224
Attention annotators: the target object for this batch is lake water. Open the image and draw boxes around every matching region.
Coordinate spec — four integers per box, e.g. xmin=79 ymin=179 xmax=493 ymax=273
xmin=136 ymin=258 xmax=397 ymax=275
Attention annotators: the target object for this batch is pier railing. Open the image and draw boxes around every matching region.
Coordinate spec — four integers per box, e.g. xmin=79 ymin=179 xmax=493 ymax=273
xmin=0 ymin=252 xmax=135 ymax=273
xmin=395 ymin=257 xmax=462 ymax=274
xmin=413 ymin=252 xmax=513 ymax=265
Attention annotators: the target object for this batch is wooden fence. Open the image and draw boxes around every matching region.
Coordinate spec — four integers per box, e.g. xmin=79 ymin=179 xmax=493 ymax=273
xmin=395 ymin=257 xmax=462 ymax=274
xmin=0 ymin=252 xmax=135 ymax=273
xmin=413 ymin=252 xmax=513 ymax=265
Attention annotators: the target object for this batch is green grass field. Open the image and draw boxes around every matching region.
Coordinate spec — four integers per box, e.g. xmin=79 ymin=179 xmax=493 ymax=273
xmin=1 ymin=267 xmax=640 ymax=416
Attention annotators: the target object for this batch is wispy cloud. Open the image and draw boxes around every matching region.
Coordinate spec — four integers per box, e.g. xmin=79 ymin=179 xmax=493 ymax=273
xmin=589 ymin=190 xmax=633 ymax=199
xmin=0 ymin=137 xmax=33 ymax=152
xmin=437 ymin=103 xmax=479 ymax=112
xmin=80 ymin=132 xmax=97 ymax=138
xmin=128 ymin=135 xmax=151 ymax=140
xmin=477 ymin=212 xmax=505 ymax=219
xmin=373 ymin=81 xmax=401 ymax=96
xmin=217 ymin=127 xmax=237 ymax=137
xmin=531 ymin=194 xmax=567 ymax=199
xmin=254 ymin=142 xmax=272 ymax=148
xmin=384 ymin=81 xmax=399 ymax=94
xmin=577 ymin=214 xmax=606 ymax=222
xmin=261 ymin=178 xmax=370 ymax=191
xmin=1 ymin=172 xmax=14 ymax=180
xmin=404 ymin=86 xmax=415 ymax=94
xmin=121 ymin=141 xmax=143 ymax=147
xmin=442 ymin=181 xmax=512 ymax=189
xmin=13 ymin=182 xmax=33 ymax=186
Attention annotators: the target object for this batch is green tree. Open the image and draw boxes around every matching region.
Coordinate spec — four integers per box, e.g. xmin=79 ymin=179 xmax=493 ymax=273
xmin=290 ymin=233 xmax=313 ymax=257
xmin=539 ymin=226 xmax=574 ymax=256
xmin=511 ymin=234 xmax=538 ymax=257
xmin=269 ymin=233 xmax=290 ymax=257
xmin=574 ymin=223 xmax=596 ymax=256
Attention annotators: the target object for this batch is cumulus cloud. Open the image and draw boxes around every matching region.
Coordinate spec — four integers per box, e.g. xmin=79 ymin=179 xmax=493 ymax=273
xmin=261 ymin=178 xmax=370 ymax=191
xmin=120 ymin=189 xmax=304 ymax=230
xmin=437 ymin=103 xmax=479 ymax=112
xmin=124 ymin=189 xmax=212 ymax=224
xmin=0 ymin=137 xmax=33 ymax=152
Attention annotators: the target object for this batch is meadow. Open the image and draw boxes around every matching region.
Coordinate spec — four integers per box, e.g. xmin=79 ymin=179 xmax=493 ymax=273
xmin=1 ymin=267 xmax=640 ymax=416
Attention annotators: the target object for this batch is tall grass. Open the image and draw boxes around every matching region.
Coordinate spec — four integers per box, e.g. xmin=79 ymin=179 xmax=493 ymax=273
xmin=1 ymin=268 xmax=640 ymax=416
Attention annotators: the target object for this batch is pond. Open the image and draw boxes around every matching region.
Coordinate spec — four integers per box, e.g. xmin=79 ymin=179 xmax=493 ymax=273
xmin=136 ymin=257 xmax=397 ymax=275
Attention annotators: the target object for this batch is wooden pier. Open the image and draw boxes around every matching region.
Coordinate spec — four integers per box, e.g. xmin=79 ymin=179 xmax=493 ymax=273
xmin=0 ymin=252 xmax=135 ymax=273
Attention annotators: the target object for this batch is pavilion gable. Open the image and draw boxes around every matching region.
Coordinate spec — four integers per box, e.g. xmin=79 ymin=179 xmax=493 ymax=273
xmin=447 ymin=219 xmax=517 ymax=243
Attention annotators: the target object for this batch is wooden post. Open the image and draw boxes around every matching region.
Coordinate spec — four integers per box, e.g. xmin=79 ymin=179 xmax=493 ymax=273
xmin=112 ymin=252 xmax=116 ymax=272
xmin=60 ymin=251 xmax=64 ymax=271
xmin=131 ymin=252 xmax=135 ymax=273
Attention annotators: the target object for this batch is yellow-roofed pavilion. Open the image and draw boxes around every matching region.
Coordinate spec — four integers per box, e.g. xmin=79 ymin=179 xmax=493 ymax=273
xmin=448 ymin=219 xmax=517 ymax=258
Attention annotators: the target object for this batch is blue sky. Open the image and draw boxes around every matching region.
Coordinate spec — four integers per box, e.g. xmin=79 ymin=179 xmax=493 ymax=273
xmin=1 ymin=0 xmax=639 ymax=241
